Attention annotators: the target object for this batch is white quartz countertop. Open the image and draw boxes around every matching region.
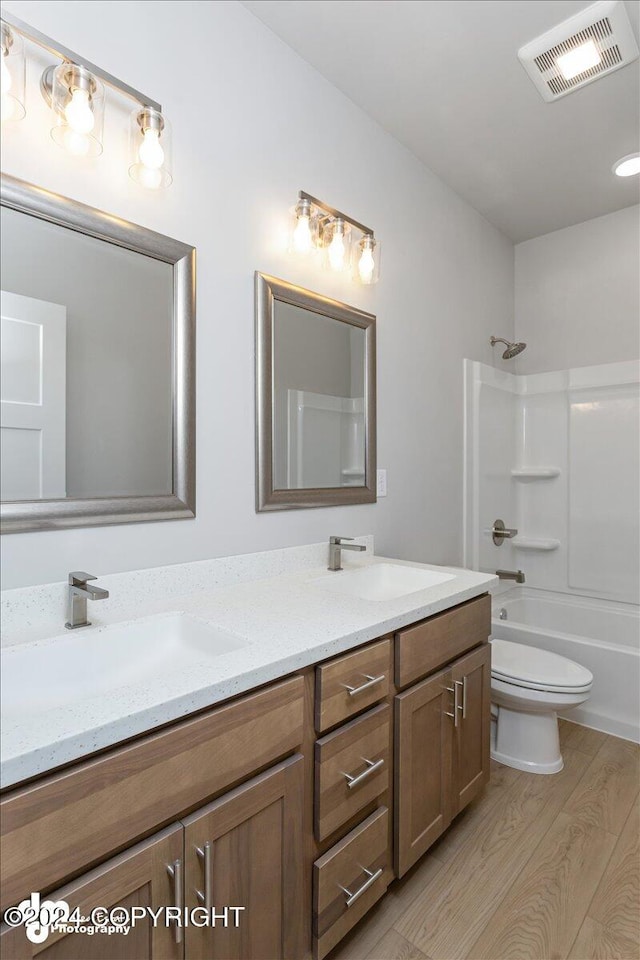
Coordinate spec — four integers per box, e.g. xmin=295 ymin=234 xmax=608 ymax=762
xmin=1 ymin=553 xmax=495 ymax=788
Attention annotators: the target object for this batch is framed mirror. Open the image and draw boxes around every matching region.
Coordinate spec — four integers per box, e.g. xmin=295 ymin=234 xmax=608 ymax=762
xmin=0 ymin=174 xmax=195 ymax=533
xmin=255 ymin=273 xmax=376 ymax=511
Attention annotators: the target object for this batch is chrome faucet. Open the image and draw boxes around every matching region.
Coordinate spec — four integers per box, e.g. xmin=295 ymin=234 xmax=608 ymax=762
xmin=496 ymin=569 xmax=525 ymax=584
xmin=66 ymin=571 xmax=109 ymax=629
xmin=328 ymin=536 xmax=366 ymax=571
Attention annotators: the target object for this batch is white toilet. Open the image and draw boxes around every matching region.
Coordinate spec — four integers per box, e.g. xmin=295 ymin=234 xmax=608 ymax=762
xmin=490 ymin=638 xmax=593 ymax=774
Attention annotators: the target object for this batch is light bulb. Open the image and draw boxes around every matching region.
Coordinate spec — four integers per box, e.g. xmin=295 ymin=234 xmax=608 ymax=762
xmin=138 ymin=128 xmax=164 ymax=170
xmin=1 ymin=54 xmax=12 ymax=95
xmin=328 ymin=226 xmax=346 ymax=271
xmin=293 ymin=214 xmax=312 ymax=254
xmin=1 ymin=95 xmax=14 ymax=122
xmin=556 ymin=40 xmax=601 ymax=81
xmin=63 ymin=129 xmax=91 ymax=157
xmin=358 ymin=243 xmax=375 ymax=283
xmin=64 ymin=88 xmax=95 ymax=135
xmin=138 ymin=165 xmax=163 ymax=190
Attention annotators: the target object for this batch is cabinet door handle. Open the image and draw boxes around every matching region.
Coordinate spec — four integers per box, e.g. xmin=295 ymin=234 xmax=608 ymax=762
xmin=457 ymin=678 xmax=467 ymax=719
xmin=343 ymin=757 xmax=385 ymax=789
xmin=339 ymin=866 xmax=384 ymax=907
xmin=444 ymin=685 xmax=459 ymax=727
xmin=166 ymin=857 xmax=183 ymax=945
xmin=195 ymin=841 xmax=213 ymax=912
xmin=342 ymin=674 xmax=385 ymax=697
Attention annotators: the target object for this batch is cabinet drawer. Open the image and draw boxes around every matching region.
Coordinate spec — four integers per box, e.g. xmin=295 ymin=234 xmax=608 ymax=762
xmin=313 ymin=806 xmax=390 ymax=960
xmin=395 ymin=594 xmax=491 ymax=687
xmin=0 ymin=676 xmax=304 ymax=912
xmin=315 ymin=638 xmax=391 ymax=733
xmin=315 ymin=704 xmax=390 ymax=841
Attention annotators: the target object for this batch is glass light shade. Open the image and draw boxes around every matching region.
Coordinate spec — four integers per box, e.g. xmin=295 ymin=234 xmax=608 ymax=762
xmin=323 ymin=218 xmax=352 ymax=273
xmin=289 ymin=198 xmax=318 ymax=255
xmin=129 ymin=107 xmax=172 ymax=189
xmin=1 ymin=24 xmax=26 ymax=123
xmin=50 ymin=63 xmax=104 ymax=157
xmin=352 ymin=235 xmax=381 ymax=285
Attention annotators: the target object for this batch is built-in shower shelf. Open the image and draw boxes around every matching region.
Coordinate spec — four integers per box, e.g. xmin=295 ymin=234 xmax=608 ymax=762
xmin=511 ymin=467 xmax=560 ymax=480
xmin=512 ymin=537 xmax=560 ymax=551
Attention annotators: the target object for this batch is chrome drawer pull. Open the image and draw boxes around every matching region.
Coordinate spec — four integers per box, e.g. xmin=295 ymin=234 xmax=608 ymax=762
xmin=457 ymin=678 xmax=467 ymax=719
xmin=444 ymin=685 xmax=459 ymax=727
xmin=339 ymin=866 xmax=384 ymax=907
xmin=166 ymin=857 xmax=184 ymax=945
xmin=343 ymin=757 xmax=385 ymax=789
xmin=196 ymin=841 xmax=213 ymax=912
xmin=342 ymin=674 xmax=385 ymax=697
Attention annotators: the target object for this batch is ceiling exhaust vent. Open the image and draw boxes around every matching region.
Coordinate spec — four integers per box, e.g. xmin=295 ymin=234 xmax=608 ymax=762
xmin=518 ymin=0 xmax=639 ymax=101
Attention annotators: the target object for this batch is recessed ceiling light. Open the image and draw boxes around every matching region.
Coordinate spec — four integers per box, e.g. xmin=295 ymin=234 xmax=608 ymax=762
xmin=613 ymin=153 xmax=640 ymax=177
xmin=556 ymin=40 xmax=601 ymax=80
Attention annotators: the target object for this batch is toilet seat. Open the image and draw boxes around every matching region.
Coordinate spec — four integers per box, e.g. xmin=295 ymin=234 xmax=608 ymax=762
xmin=490 ymin=638 xmax=593 ymax=695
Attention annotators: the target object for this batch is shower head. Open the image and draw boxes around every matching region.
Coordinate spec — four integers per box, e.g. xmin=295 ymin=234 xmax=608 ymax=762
xmin=490 ymin=336 xmax=527 ymax=360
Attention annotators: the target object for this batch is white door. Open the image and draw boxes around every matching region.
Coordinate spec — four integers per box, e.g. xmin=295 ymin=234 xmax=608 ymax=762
xmin=1 ymin=290 xmax=67 ymax=500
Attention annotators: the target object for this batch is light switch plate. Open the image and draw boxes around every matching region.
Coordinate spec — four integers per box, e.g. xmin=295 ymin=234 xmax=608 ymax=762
xmin=376 ymin=469 xmax=387 ymax=497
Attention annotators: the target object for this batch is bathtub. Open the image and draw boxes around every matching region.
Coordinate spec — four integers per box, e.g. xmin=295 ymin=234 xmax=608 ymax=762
xmin=491 ymin=587 xmax=640 ymax=743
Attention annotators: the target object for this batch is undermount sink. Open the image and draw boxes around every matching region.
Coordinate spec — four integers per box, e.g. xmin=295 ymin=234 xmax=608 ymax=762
xmin=308 ymin=563 xmax=455 ymax=602
xmin=1 ymin=613 xmax=247 ymax=721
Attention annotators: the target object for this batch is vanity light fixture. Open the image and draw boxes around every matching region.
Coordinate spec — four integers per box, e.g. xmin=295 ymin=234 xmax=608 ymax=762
xmin=289 ymin=190 xmax=381 ymax=284
xmin=0 ymin=8 xmax=172 ymax=187
xmin=1 ymin=21 xmax=25 ymax=122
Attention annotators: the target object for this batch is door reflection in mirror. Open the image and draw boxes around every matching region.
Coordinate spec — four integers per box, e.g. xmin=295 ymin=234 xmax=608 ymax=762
xmin=273 ymin=301 xmax=366 ymax=490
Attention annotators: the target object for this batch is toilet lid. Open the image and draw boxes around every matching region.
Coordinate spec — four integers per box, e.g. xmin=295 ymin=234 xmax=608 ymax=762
xmin=490 ymin=638 xmax=593 ymax=691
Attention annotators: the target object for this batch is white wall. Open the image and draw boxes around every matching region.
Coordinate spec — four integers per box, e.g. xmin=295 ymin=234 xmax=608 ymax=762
xmin=515 ymin=206 xmax=640 ymax=374
xmin=0 ymin=0 xmax=514 ymax=589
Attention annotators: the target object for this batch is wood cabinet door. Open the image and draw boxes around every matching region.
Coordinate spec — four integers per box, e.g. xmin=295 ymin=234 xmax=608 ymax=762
xmin=182 ymin=755 xmax=304 ymax=960
xmin=451 ymin=643 xmax=491 ymax=817
xmin=394 ymin=668 xmax=454 ymax=877
xmin=0 ymin=824 xmax=183 ymax=960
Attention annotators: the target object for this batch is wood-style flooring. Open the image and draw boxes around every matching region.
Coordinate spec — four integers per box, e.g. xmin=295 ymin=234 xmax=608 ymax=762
xmin=330 ymin=720 xmax=640 ymax=960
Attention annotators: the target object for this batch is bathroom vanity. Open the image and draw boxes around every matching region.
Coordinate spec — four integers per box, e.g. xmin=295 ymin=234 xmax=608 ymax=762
xmin=0 ymin=554 xmax=493 ymax=960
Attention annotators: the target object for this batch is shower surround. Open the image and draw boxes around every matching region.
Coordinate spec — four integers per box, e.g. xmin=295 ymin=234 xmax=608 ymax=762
xmin=463 ymin=358 xmax=640 ymax=740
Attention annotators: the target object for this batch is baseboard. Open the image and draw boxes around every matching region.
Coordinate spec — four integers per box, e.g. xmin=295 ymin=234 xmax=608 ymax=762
xmin=559 ymin=707 xmax=640 ymax=744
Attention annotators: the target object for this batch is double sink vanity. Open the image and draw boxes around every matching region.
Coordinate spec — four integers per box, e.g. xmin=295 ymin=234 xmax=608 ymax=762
xmin=1 ymin=543 xmax=495 ymax=960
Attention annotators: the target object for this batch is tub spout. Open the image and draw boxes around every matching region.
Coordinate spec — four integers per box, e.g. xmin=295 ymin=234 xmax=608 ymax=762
xmin=496 ymin=569 xmax=525 ymax=584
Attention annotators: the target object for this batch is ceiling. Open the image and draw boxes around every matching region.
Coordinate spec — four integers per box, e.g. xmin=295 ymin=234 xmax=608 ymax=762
xmin=241 ymin=0 xmax=640 ymax=241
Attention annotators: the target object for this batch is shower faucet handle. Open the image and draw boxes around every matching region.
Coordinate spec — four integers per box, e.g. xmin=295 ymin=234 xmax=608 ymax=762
xmin=492 ymin=519 xmax=518 ymax=545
